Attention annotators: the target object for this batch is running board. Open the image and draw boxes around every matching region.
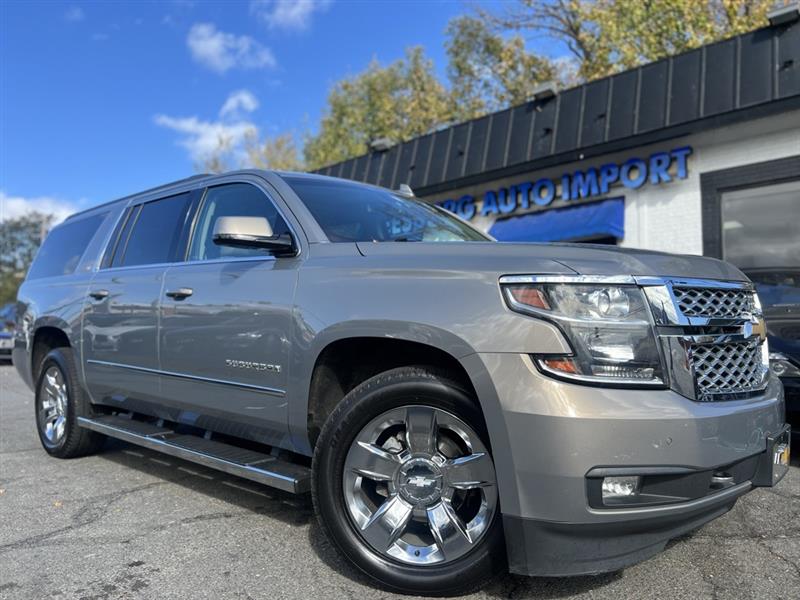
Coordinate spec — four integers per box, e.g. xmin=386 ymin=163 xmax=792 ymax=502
xmin=77 ymin=415 xmax=311 ymax=494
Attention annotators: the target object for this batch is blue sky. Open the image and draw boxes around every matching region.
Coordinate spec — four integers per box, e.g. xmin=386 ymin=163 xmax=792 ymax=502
xmin=0 ymin=0 xmax=563 ymax=220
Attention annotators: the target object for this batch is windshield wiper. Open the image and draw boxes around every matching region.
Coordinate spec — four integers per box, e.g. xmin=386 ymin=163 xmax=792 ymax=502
xmin=384 ymin=234 xmax=421 ymax=242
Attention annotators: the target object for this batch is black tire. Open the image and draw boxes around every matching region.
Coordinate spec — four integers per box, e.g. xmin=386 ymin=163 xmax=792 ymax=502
xmin=312 ymin=366 xmax=505 ymax=596
xmin=35 ymin=347 xmax=105 ymax=458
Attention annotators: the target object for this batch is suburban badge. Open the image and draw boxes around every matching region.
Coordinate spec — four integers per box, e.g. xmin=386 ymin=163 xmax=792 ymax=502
xmin=225 ymin=359 xmax=281 ymax=373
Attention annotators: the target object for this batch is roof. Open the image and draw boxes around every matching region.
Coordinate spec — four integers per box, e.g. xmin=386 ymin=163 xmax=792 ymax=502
xmin=62 ymin=169 xmax=339 ymax=222
xmin=64 ymin=173 xmax=213 ymax=221
xmin=314 ymin=20 xmax=800 ymax=197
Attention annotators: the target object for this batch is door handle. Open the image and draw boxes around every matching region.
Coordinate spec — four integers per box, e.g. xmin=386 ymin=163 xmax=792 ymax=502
xmin=89 ymin=289 xmax=109 ymax=301
xmin=165 ymin=288 xmax=193 ymax=300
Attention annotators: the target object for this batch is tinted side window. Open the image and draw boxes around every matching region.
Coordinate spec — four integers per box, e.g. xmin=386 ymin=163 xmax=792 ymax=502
xmin=119 ymin=193 xmax=192 ymax=267
xmin=188 ymin=183 xmax=289 ymax=261
xmin=106 ymin=205 xmax=140 ymax=269
xmin=27 ymin=213 xmax=107 ymax=279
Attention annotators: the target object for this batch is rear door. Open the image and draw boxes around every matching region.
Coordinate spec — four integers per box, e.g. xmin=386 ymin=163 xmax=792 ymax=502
xmin=158 ymin=181 xmax=301 ymax=448
xmin=83 ymin=191 xmax=196 ymax=412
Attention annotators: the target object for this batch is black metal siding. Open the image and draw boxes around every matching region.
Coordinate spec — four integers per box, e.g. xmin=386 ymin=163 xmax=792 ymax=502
xmin=484 ymin=109 xmax=511 ymax=171
xmin=637 ymin=60 xmax=669 ymax=132
xmin=669 ymin=49 xmax=701 ymax=125
xmin=739 ymin=29 xmax=774 ymax=107
xmin=316 ymin=22 xmax=800 ymax=195
xmin=703 ymin=39 xmax=737 ymax=116
xmin=554 ymin=88 xmax=582 ymax=153
xmin=506 ymin=103 xmax=535 ymax=166
xmin=607 ymin=70 xmax=638 ymax=140
xmin=581 ymin=78 xmax=610 ymax=147
xmin=426 ymin=128 xmax=451 ymax=186
xmin=778 ymin=21 xmax=800 ymax=98
xmin=464 ymin=116 xmax=490 ymax=176
xmin=395 ymin=140 xmax=416 ymax=187
xmin=352 ymin=154 xmax=368 ymax=181
xmin=445 ymin=123 xmax=470 ymax=181
xmin=365 ymin=151 xmax=382 ymax=184
xmin=409 ymin=134 xmax=432 ymax=188
xmin=530 ymin=99 xmax=557 ymax=159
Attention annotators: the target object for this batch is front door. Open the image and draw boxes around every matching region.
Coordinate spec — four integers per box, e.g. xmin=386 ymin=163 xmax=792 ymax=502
xmin=83 ymin=192 xmax=195 ymax=411
xmin=158 ymin=182 xmax=299 ymax=448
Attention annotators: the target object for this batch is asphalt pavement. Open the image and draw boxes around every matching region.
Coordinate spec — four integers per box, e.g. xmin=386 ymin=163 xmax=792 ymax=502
xmin=1 ymin=362 xmax=798 ymax=600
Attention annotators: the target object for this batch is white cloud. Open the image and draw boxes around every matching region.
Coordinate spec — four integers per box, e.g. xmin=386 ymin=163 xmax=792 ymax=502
xmin=219 ymin=89 xmax=259 ymax=118
xmin=155 ymin=91 xmax=269 ymax=168
xmin=0 ymin=191 xmax=80 ymax=224
xmin=250 ymin=0 xmax=330 ymax=30
xmin=64 ymin=6 xmax=85 ymax=22
xmin=187 ymin=23 xmax=275 ymax=74
xmin=154 ymin=114 xmax=256 ymax=162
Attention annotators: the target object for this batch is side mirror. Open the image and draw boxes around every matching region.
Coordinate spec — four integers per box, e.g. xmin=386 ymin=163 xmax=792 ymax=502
xmin=212 ymin=216 xmax=296 ymax=255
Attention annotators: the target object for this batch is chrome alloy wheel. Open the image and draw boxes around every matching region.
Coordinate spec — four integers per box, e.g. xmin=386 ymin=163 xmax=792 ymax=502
xmin=343 ymin=405 xmax=498 ymax=566
xmin=39 ymin=366 xmax=68 ymax=444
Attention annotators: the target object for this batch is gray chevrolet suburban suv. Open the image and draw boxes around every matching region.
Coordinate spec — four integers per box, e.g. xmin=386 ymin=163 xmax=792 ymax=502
xmin=13 ymin=170 xmax=791 ymax=595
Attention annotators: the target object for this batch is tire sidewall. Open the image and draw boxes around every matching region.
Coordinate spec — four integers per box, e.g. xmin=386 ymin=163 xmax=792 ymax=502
xmin=35 ymin=348 xmax=83 ymax=456
xmin=313 ymin=369 xmax=505 ymax=595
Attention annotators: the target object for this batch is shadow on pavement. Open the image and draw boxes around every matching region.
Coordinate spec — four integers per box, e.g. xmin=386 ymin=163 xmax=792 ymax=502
xmin=97 ymin=438 xmax=313 ymax=528
xmin=97 ymin=438 xmax=622 ymax=598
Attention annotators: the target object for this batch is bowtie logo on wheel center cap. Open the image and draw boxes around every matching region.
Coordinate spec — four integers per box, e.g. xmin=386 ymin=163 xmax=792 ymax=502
xmin=398 ymin=458 xmax=444 ymax=505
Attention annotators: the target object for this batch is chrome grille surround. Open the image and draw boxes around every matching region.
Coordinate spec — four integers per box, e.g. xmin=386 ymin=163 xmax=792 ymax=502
xmin=638 ymin=277 xmax=769 ymax=402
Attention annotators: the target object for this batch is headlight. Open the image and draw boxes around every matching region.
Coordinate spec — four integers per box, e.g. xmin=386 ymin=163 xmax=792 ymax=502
xmin=503 ymin=282 xmax=665 ymax=386
xmin=769 ymin=352 xmax=800 ymax=378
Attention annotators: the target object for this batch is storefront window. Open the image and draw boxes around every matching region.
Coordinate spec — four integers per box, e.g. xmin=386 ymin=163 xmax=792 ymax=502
xmin=721 ymin=180 xmax=800 ymax=271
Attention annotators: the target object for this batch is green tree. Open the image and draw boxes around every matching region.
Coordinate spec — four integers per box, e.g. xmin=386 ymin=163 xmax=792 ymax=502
xmin=200 ymin=130 xmax=304 ymax=174
xmin=0 ymin=212 xmax=53 ymax=303
xmin=199 ymin=133 xmax=236 ymax=174
xmin=244 ymin=131 xmax=304 ymax=172
xmin=304 ymin=47 xmax=451 ymax=169
xmin=445 ymin=16 xmax=557 ymax=121
xmin=483 ymin=0 xmax=772 ymax=82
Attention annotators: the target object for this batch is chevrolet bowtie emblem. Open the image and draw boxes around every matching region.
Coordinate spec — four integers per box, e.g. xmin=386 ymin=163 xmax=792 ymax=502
xmin=407 ymin=475 xmax=436 ymax=487
xmin=745 ymin=316 xmax=767 ymax=342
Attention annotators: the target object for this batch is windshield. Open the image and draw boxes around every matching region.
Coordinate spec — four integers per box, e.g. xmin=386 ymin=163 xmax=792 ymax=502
xmin=282 ymin=176 xmax=490 ymax=243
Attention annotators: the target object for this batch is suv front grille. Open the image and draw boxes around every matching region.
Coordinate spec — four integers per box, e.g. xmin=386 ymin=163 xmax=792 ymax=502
xmin=672 ymin=287 xmax=755 ymax=318
xmin=690 ymin=341 xmax=764 ymax=400
xmin=645 ymin=279 xmax=768 ymax=402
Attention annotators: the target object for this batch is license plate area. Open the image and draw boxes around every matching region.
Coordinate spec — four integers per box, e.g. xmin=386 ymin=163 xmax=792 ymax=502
xmin=753 ymin=425 xmax=791 ymax=486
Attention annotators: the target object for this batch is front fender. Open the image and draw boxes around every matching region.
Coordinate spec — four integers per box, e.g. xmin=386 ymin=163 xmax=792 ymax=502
xmin=287 ymin=319 xmax=479 ymax=454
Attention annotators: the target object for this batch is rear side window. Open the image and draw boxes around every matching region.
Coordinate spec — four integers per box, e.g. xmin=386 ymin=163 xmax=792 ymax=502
xmin=27 ymin=213 xmax=107 ymax=279
xmin=117 ymin=193 xmax=192 ymax=267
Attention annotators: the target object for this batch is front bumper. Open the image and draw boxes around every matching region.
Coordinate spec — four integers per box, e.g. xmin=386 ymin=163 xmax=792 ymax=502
xmin=463 ymin=352 xmax=788 ymax=577
xmin=781 ymin=376 xmax=800 ymax=419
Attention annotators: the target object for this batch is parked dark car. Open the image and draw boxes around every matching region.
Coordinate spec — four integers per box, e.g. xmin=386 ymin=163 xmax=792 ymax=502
xmin=747 ymin=268 xmax=800 ymax=426
xmin=0 ymin=302 xmax=16 ymax=359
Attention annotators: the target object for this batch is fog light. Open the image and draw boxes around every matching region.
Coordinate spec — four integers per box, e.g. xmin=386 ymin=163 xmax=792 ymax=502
xmin=601 ymin=476 xmax=641 ymax=501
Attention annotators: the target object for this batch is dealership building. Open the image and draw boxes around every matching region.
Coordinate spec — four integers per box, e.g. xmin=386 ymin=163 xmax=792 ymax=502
xmin=314 ymin=18 xmax=800 ymax=273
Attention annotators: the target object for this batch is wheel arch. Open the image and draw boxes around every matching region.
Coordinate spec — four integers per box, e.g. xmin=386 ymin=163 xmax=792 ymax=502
xmin=291 ymin=321 xmax=504 ymax=457
xmin=30 ymin=318 xmax=74 ymax=384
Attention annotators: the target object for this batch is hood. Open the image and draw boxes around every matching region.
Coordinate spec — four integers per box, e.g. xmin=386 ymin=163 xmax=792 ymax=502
xmin=355 ymin=241 xmax=748 ymax=281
